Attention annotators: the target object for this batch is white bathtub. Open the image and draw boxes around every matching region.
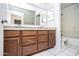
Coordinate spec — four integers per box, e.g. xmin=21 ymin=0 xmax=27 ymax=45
xmin=62 ymin=37 xmax=79 ymax=47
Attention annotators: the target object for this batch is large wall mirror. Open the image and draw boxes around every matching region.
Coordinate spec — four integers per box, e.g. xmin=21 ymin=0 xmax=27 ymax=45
xmin=1 ymin=3 xmax=54 ymax=27
xmin=9 ymin=5 xmax=36 ymax=25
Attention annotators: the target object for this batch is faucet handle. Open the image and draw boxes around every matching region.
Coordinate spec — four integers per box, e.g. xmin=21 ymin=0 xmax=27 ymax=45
xmin=1 ymin=20 xmax=7 ymax=24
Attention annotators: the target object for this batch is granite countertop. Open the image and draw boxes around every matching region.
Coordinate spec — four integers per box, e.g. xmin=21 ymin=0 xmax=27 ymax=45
xmin=4 ymin=26 xmax=56 ymax=30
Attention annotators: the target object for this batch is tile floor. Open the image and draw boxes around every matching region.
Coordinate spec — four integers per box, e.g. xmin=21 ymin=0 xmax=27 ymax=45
xmin=32 ymin=45 xmax=79 ymax=56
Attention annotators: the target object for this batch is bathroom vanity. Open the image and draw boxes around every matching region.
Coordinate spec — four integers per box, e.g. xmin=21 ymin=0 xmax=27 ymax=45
xmin=0 ymin=3 xmax=56 ymax=56
xmin=4 ymin=27 xmax=56 ymax=56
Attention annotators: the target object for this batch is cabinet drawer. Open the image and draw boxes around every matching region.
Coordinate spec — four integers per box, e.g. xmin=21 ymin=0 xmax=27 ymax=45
xmin=38 ymin=35 xmax=48 ymax=43
xmin=49 ymin=30 xmax=56 ymax=34
xmin=4 ymin=31 xmax=20 ymax=37
xmin=22 ymin=36 xmax=37 ymax=46
xmin=38 ymin=31 xmax=48 ymax=35
xmin=38 ymin=42 xmax=48 ymax=51
xmin=22 ymin=44 xmax=37 ymax=56
xmin=22 ymin=31 xmax=37 ymax=36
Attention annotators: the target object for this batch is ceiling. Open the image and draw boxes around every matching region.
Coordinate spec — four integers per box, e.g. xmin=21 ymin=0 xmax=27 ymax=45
xmin=29 ymin=3 xmax=78 ymax=11
xmin=10 ymin=3 xmax=78 ymax=11
xmin=28 ymin=3 xmax=54 ymax=11
xmin=61 ymin=3 xmax=77 ymax=10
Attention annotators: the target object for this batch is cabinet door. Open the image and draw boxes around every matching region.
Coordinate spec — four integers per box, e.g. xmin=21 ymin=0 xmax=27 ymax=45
xmin=49 ymin=33 xmax=55 ymax=48
xmin=4 ymin=37 xmax=20 ymax=56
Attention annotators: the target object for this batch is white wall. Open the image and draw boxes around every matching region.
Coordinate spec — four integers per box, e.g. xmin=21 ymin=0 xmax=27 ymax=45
xmin=0 ymin=23 xmax=3 ymax=56
xmin=62 ymin=4 xmax=79 ymax=38
xmin=41 ymin=11 xmax=55 ymax=27
xmin=0 ymin=4 xmax=4 ymax=56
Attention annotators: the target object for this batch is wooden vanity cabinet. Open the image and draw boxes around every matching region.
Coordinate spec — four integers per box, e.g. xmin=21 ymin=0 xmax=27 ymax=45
xmin=4 ymin=30 xmax=56 ymax=56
